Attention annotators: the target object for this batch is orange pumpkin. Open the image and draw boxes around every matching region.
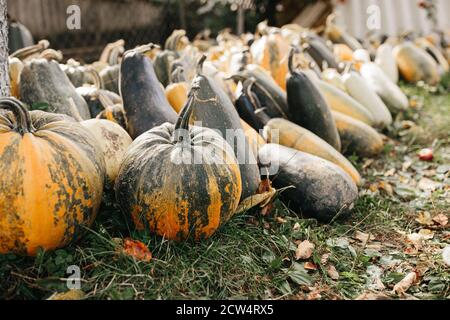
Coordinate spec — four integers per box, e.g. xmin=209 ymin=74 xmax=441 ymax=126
xmin=0 ymin=98 xmax=105 ymax=255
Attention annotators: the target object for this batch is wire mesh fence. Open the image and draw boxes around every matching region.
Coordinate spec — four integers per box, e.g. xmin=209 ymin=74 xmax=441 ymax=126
xmin=7 ymin=0 xmax=179 ymax=63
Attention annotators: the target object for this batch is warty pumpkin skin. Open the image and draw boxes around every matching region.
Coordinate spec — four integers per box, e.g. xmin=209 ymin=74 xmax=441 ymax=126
xmin=0 ymin=98 xmax=106 ymax=256
xmin=115 ymin=90 xmax=242 ymax=241
xmin=19 ymin=58 xmax=91 ymax=120
xmin=120 ymin=47 xmax=178 ymax=139
xmin=189 ymin=56 xmax=261 ymax=200
xmin=81 ymin=119 xmax=132 ymax=186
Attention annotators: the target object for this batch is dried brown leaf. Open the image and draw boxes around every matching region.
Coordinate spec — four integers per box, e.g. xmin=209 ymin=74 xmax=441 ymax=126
xmin=304 ymin=262 xmax=318 ymax=271
xmin=47 ymin=290 xmax=85 ymax=300
xmin=327 ymin=265 xmax=339 ymax=280
xmin=393 ymin=272 xmax=418 ymax=295
xmin=415 ymin=211 xmax=433 ymax=226
xmin=432 ymin=214 xmax=448 ymax=226
xmin=295 ymin=240 xmax=315 ymax=260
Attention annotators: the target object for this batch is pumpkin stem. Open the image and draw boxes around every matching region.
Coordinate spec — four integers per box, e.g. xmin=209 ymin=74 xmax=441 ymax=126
xmin=97 ymin=91 xmax=115 ymax=110
xmin=288 ymin=46 xmax=299 ymax=74
xmin=87 ymin=67 xmax=104 ymax=90
xmin=0 ymin=97 xmax=34 ymax=134
xmin=39 ymin=49 xmax=63 ymax=62
xmin=245 ymin=79 xmax=271 ymax=125
xmin=10 ymin=39 xmax=50 ymax=61
xmin=196 ymin=55 xmax=207 ymax=76
xmin=67 ymin=98 xmax=84 ymax=122
xmin=99 ymin=39 xmax=125 ymax=65
xmin=173 ymin=85 xmax=200 ymax=144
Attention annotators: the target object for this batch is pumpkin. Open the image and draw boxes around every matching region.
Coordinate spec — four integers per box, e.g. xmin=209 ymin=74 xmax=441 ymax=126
xmin=332 ymin=111 xmax=383 ymax=158
xmin=302 ymin=35 xmax=339 ymax=70
xmin=95 ymin=91 xmax=128 ymax=131
xmin=8 ymin=20 xmax=35 ymax=53
xmin=264 ymin=118 xmax=361 ymax=186
xmin=286 ymin=49 xmax=341 ymax=151
xmin=154 ymin=50 xmax=180 ymax=87
xmin=165 ymin=30 xmax=189 ymax=52
xmin=81 ymin=119 xmax=132 ymax=186
xmin=165 ymin=66 xmax=189 ymax=113
xmin=76 ymin=87 xmax=122 ymax=119
xmin=375 ymin=43 xmax=399 ymax=84
xmin=61 ymin=59 xmax=100 ymax=88
xmin=115 ymin=88 xmax=242 ymax=241
xmin=235 ymin=78 xmax=270 ymax=131
xmin=393 ymin=42 xmax=440 ymax=85
xmin=8 ymin=57 xmax=24 ymax=98
xmin=258 ymin=144 xmax=358 ymax=222
xmin=359 ymin=62 xmax=409 ymax=113
xmin=120 ymin=46 xmax=178 ymax=139
xmin=321 ymin=68 xmax=346 ymax=92
xmin=334 ymin=44 xmax=354 ymax=62
xmin=415 ymin=38 xmax=449 ymax=75
xmin=189 ymin=56 xmax=261 ymax=199
xmin=250 ymin=32 xmax=290 ymax=90
xmin=20 ymin=58 xmax=91 ymax=120
xmin=234 ymin=64 xmax=289 ymax=119
xmin=99 ymin=65 xmax=120 ymax=94
xmin=314 ymin=78 xmax=375 ymax=125
xmin=241 ymin=119 xmax=266 ymax=158
xmin=0 ymin=98 xmax=105 ymax=255
xmin=325 ymin=14 xmax=363 ymax=51
xmin=341 ymin=69 xmax=392 ymax=128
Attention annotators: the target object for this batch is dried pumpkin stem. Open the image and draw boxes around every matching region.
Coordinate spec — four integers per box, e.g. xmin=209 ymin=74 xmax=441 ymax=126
xmin=10 ymin=40 xmax=50 ymax=61
xmin=196 ymin=55 xmax=207 ymax=76
xmin=0 ymin=97 xmax=33 ymax=134
xmin=173 ymin=85 xmax=200 ymax=144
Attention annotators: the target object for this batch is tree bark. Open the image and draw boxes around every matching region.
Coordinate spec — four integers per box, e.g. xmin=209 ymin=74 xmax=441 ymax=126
xmin=0 ymin=0 xmax=10 ymax=97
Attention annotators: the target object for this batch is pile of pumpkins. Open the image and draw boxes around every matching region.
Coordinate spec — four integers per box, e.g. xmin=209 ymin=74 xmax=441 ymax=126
xmin=1 ymin=19 xmax=449 ymax=256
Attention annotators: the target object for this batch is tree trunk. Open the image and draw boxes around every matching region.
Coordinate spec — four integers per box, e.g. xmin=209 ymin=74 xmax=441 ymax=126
xmin=0 ymin=0 xmax=9 ymax=97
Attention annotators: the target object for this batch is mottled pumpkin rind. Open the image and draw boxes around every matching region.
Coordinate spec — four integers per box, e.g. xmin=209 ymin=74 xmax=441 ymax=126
xmin=115 ymin=123 xmax=242 ymax=241
xmin=0 ymin=109 xmax=105 ymax=256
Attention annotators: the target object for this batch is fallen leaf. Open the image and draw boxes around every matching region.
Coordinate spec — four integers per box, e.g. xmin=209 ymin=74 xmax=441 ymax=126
xmin=304 ymin=262 xmax=317 ymax=271
xmin=276 ymin=216 xmax=287 ymax=224
xmin=235 ymin=179 xmax=276 ymax=215
xmin=295 ymin=240 xmax=315 ymax=260
xmin=384 ymin=168 xmax=396 ymax=177
xmin=354 ymin=231 xmax=372 ymax=244
xmin=378 ymin=181 xmax=394 ymax=196
xmin=362 ymin=159 xmax=374 ymax=169
xmin=306 ymin=287 xmax=322 ymax=300
xmin=442 ymin=246 xmax=450 ymax=266
xmin=418 ymin=148 xmax=433 ymax=161
xmin=327 ymin=265 xmax=339 ymax=280
xmin=366 ymin=265 xmax=385 ymax=291
xmin=418 ymin=178 xmax=441 ymax=192
xmin=393 ymin=272 xmax=418 ymax=295
xmin=433 ymin=214 xmax=448 ymax=226
xmin=415 ymin=211 xmax=433 ymax=226
xmin=47 ymin=290 xmax=85 ymax=300
xmin=122 ymin=238 xmax=152 ymax=262
xmin=320 ymin=253 xmax=330 ymax=265
xmin=402 ymin=160 xmax=413 ymax=171
xmin=418 ymin=229 xmax=434 ymax=239
xmin=293 ymin=222 xmax=301 ymax=231
xmin=356 ymin=292 xmax=392 ymax=300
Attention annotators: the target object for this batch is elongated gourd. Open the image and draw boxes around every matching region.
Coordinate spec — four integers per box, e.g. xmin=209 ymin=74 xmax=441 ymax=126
xmin=120 ymin=46 xmax=177 ymax=139
xmin=314 ymin=78 xmax=374 ymax=125
xmin=20 ymin=58 xmax=91 ymax=120
xmin=286 ymin=49 xmax=341 ymax=151
xmin=393 ymin=42 xmax=440 ymax=85
xmin=359 ymin=62 xmax=409 ymax=113
xmin=190 ymin=56 xmax=261 ymax=199
xmin=258 ymin=144 xmax=358 ymax=222
xmin=241 ymin=119 xmax=266 ymax=158
xmin=236 ymin=64 xmax=289 ymax=118
xmin=8 ymin=57 xmax=23 ymax=98
xmin=332 ymin=111 xmax=383 ymax=158
xmin=264 ymin=118 xmax=361 ymax=186
xmin=416 ymin=38 xmax=449 ymax=75
xmin=342 ymin=70 xmax=392 ymax=128
xmin=375 ymin=43 xmax=399 ymax=83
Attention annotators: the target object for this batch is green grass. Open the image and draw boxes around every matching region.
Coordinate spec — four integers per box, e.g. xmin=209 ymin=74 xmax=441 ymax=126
xmin=1 ymin=81 xmax=449 ymax=300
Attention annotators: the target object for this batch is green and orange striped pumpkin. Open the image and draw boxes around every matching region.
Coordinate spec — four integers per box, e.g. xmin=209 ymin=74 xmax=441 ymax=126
xmin=0 ymin=98 xmax=105 ymax=255
xmin=115 ymin=88 xmax=242 ymax=241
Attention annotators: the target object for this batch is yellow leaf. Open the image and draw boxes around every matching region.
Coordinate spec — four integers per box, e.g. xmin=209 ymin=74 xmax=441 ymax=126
xmin=393 ymin=272 xmax=418 ymax=295
xmin=47 ymin=290 xmax=85 ymax=300
xmin=415 ymin=212 xmax=433 ymax=226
